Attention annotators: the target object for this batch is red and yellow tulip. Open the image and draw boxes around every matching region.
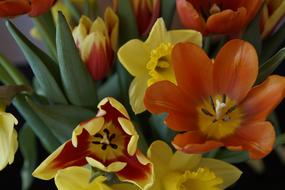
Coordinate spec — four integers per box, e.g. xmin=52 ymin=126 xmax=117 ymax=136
xmin=72 ymin=7 xmax=119 ymax=80
xmin=261 ymin=0 xmax=285 ymax=38
xmin=0 ymin=0 xmax=56 ymax=17
xmin=144 ymin=39 xmax=285 ymax=159
xmin=176 ymin=0 xmax=263 ymax=35
xmin=32 ymin=97 xmax=153 ymax=190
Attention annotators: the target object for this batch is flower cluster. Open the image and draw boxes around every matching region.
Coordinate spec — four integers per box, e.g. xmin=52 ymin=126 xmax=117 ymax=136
xmin=0 ymin=0 xmax=285 ymax=190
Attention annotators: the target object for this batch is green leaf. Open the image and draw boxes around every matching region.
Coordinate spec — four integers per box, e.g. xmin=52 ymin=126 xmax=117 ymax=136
xmin=275 ymin=133 xmax=285 ymax=147
xmin=256 ymin=47 xmax=285 ymax=84
xmin=98 ymin=74 xmax=121 ymax=100
xmin=161 ymin=0 xmax=176 ymax=28
xmin=56 ymin=12 xmax=98 ymax=107
xmin=13 ymin=95 xmax=61 ymax=152
xmin=214 ymin=149 xmax=249 ymax=164
xmin=117 ymin=0 xmax=139 ymax=44
xmin=63 ymin=0 xmax=80 ymax=21
xmin=27 ymin=98 xmax=96 ymax=143
xmin=268 ymin=111 xmax=281 ymax=135
xmin=0 ymin=54 xmax=29 ymax=85
xmin=19 ymin=124 xmax=37 ymax=190
xmin=6 ymin=21 xmax=67 ymax=104
xmin=242 ymin=12 xmax=262 ymax=56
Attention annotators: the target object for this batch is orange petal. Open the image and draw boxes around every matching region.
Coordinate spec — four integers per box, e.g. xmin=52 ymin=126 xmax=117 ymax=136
xmin=172 ymin=131 xmax=223 ymax=154
xmin=213 ymin=39 xmax=258 ymax=102
xmin=144 ymin=80 xmax=197 ymax=131
xmin=240 ymin=75 xmax=285 ymax=122
xmin=222 ymin=121 xmax=275 ymax=159
xmin=241 ymin=0 xmax=263 ymax=24
xmin=29 ymin=0 xmax=55 ymax=16
xmin=176 ymin=0 xmax=206 ymax=33
xmin=0 ymin=0 xmax=30 ymax=17
xmin=172 ymin=42 xmax=214 ymax=101
xmin=207 ymin=8 xmax=247 ymax=34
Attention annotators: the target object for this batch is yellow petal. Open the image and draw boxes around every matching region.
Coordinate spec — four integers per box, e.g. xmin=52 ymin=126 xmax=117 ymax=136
xmin=169 ymin=152 xmax=202 ymax=172
xmin=118 ymin=39 xmax=150 ymax=76
xmin=90 ymin=17 xmax=108 ymax=35
xmin=98 ymin=97 xmax=130 ymax=119
xmin=129 ymin=74 xmax=149 ymax=114
xmin=104 ymin=7 xmax=119 ymax=51
xmin=86 ymin=157 xmax=127 ymax=172
xmin=198 ymin=158 xmax=242 ymax=189
xmin=169 ymin=30 xmax=202 ymax=47
xmin=55 ymin=166 xmax=112 ymax=190
xmin=0 ymin=112 xmax=18 ymax=171
xmin=112 ymin=183 xmax=140 ymax=190
xmin=145 ymin=18 xmax=169 ymax=49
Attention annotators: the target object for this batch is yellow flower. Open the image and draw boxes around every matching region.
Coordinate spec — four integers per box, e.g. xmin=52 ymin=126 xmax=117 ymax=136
xmin=118 ymin=18 xmax=202 ymax=114
xmin=55 ymin=166 xmax=139 ymax=190
xmin=147 ymin=141 xmax=242 ymax=190
xmin=0 ymin=108 xmax=18 ymax=171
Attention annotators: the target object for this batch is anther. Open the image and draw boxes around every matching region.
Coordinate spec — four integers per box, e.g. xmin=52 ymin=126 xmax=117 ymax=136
xmin=225 ymin=105 xmax=237 ymax=115
xmin=201 ymin=108 xmax=214 ymax=117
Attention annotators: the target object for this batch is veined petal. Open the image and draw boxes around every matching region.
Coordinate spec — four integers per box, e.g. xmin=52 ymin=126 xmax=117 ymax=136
xmin=55 ymin=166 xmax=112 ymax=190
xmin=223 ymin=121 xmax=275 ymax=159
xmin=129 ymin=74 xmax=149 ymax=114
xmin=176 ymin=0 xmax=206 ymax=33
xmin=198 ymin=158 xmax=242 ymax=189
xmin=172 ymin=42 xmax=214 ymax=100
xmin=145 ymin=18 xmax=169 ymax=49
xmin=213 ymin=39 xmax=258 ymax=102
xmin=0 ymin=0 xmax=30 ymax=17
xmin=241 ymin=75 xmax=285 ymax=122
xmin=29 ymin=0 xmax=55 ymax=16
xmin=0 ymin=112 xmax=18 ymax=171
xmin=172 ymin=131 xmax=223 ymax=154
xmin=168 ymin=30 xmax=202 ymax=47
xmin=118 ymin=39 xmax=150 ymax=76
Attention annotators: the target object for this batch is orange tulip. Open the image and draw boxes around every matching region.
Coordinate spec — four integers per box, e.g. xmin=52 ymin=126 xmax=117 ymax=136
xmin=144 ymin=39 xmax=285 ymax=159
xmin=0 ymin=0 xmax=56 ymax=17
xmin=132 ymin=0 xmax=160 ymax=35
xmin=176 ymin=0 xmax=263 ymax=35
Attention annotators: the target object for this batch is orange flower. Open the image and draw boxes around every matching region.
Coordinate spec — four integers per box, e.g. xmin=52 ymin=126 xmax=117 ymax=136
xmin=131 ymin=0 xmax=160 ymax=36
xmin=33 ymin=97 xmax=153 ymax=189
xmin=144 ymin=39 xmax=285 ymax=159
xmin=176 ymin=0 xmax=263 ymax=35
xmin=0 ymin=0 xmax=56 ymax=17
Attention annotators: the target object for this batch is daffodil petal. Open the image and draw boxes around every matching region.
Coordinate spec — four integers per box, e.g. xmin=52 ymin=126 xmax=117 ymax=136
xmin=145 ymin=18 xmax=169 ymax=49
xmin=169 ymin=30 xmax=202 ymax=47
xmin=169 ymin=151 xmax=201 ymax=172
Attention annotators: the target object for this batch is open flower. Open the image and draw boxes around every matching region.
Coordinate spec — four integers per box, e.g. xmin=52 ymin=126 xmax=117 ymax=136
xmin=147 ymin=141 xmax=241 ymax=190
xmin=0 ymin=107 xmax=18 ymax=171
xmin=261 ymin=0 xmax=285 ymax=38
xmin=176 ymin=0 xmax=263 ymax=35
xmin=55 ymin=166 xmax=139 ymax=190
xmin=0 ymin=0 xmax=56 ymax=17
xmin=72 ymin=7 xmax=119 ymax=80
xmin=132 ymin=0 xmax=160 ymax=36
xmin=32 ymin=97 xmax=153 ymax=189
xmin=118 ymin=18 xmax=202 ymax=114
xmin=144 ymin=39 xmax=285 ymax=159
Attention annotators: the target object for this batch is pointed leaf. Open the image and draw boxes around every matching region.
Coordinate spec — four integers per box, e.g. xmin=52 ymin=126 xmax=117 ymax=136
xmin=63 ymin=0 xmax=80 ymax=21
xmin=214 ymin=149 xmax=249 ymax=164
xmin=56 ymin=12 xmax=98 ymax=107
xmin=19 ymin=124 xmax=37 ymax=190
xmin=27 ymin=98 xmax=96 ymax=142
xmin=6 ymin=21 xmax=67 ymax=104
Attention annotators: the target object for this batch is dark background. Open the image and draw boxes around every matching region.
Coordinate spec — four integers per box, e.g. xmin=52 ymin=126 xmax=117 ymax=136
xmin=0 ymin=61 xmax=285 ymax=189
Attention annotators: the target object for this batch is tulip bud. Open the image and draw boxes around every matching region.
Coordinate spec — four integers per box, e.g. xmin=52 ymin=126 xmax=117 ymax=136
xmin=72 ymin=7 xmax=119 ymax=80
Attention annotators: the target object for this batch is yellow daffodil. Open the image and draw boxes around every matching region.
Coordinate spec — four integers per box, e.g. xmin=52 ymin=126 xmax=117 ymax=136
xmin=261 ymin=0 xmax=285 ymax=38
xmin=73 ymin=7 xmax=119 ymax=80
xmin=147 ymin=141 xmax=242 ymax=190
xmin=118 ymin=18 xmax=202 ymax=114
xmin=0 ymin=107 xmax=18 ymax=171
xmin=55 ymin=166 xmax=139 ymax=190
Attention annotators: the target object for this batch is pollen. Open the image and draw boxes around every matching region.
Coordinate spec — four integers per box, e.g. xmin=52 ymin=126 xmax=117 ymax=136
xmin=197 ymin=95 xmax=243 ymax=139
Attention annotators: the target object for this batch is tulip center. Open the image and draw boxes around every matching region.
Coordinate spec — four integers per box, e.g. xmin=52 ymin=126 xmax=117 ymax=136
xmin=163 ymin=168 xmax=223 ymax=190
xmin=197 ymin=95 xmax=243 ymax=139
xmin=146 ymin=43 xmax=176 ymax=86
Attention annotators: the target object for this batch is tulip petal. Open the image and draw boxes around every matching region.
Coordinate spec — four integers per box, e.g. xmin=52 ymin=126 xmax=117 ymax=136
xmin=198 ymin=158 xmax=242 ymax=189
xmin=213 ymin=39 xmax=258 ymax=102
xmin=172 ymin=131 xmax=223 ymax=154
xmin=144 ymin=80 xmax=198 ymax=131
xmin=0 ymin=0 xmax=30 ymax=17
xmin=176 ymin=0 xmax=206 ymax=33
xmin=172 ymin=42 xmax=214 ymax=100
xmin=118 ymin=39 xmax=149 ymax=76
xmin=29 ymin=0 xmax=55 ymax=16
xmin=241 ymin=75 xmax=285 ymax=122
xmin=223 ymin=121 xmax=275 ymax=159
xmin=112 ymin=183 xmax=140 ymax=190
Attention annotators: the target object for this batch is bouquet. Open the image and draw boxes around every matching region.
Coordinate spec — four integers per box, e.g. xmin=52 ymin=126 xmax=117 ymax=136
xmin=0 ymin=0 xmax=285 ymax=189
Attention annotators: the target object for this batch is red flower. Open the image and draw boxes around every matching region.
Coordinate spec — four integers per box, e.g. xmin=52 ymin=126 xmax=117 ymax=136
xmin=176 ymin=0 xmax=263 ymax=35
xmin=144 ymin=40 xmax=285 ymax=159
xmin=0 ymin=0 xmax=56 ymax=17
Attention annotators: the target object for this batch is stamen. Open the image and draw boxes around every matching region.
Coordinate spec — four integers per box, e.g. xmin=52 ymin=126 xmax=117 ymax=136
xmin=110 ymin=144 xmax=118 ymax=149
xmin=109 ymin=134 xmax=116 ymax=141
xmin=222 ymin=94 xmax=227 ymax=103
xmin=201 ymin=108 xmax=214 ymax=117
xmin=215 ymin=99 xmax=226 ymax=120
xmin=101 ymin=144 xmax=107 ymax=150
xmin=209 ymin=3 xmax=221 ymax=15
xmin=225 ymin=105 xmax=237 ymax=115
xmin=94 ymin=134 xmax=103 ymax=138
xmin=209 ymin=96 xmax=216 ymax=111
xmin=92 ymin=141 xmax=100 ymax=144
